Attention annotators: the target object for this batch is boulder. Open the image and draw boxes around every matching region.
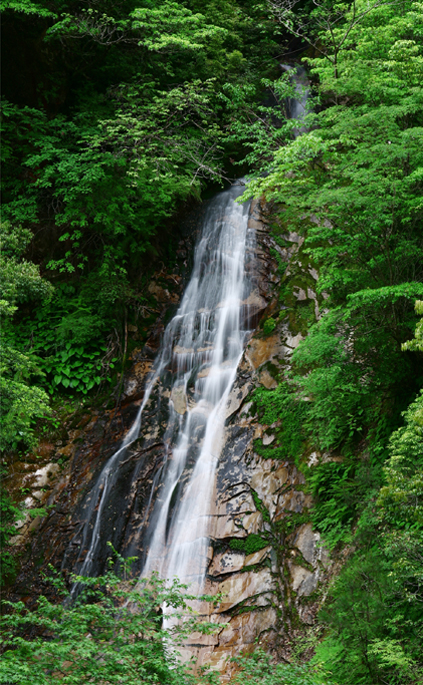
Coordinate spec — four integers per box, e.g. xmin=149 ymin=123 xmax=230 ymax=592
xmin=216 ymin=569 xmax=273 ymax=613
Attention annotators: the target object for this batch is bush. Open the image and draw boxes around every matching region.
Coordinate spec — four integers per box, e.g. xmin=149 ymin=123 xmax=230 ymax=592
xmin=0 ymin=550 xmax=221 ymax=685
xmin=232 ymin=647 xmax=333 ymax=685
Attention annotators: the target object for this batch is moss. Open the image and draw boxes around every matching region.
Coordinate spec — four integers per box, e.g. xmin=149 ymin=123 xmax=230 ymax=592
xmin=263 ymin=317 xmax=277 ymax=336
xmin=254 ymin=437 xmax=285 ymax=461
xmin=251 ymin=490 xmax=271 ymax=523
xmin=291 ymin=553 xmax=314 ymax=574
xmin=229 ymin=533 xmax=268 ymax=555
xmin=253 ymin=383 xmax=307 ymax=463
xmin=236 ymin=604 xmax=259 ymax=614
xmin=261 ymin=360 xmax=280 ymax=379
xmin=272 ymin=511 xmax=311 ymax=542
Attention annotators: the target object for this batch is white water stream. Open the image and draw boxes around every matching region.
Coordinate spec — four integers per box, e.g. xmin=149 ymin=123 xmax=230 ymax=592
xmin=70 ymin=181 xmax=254 ymax=595
xmin=142 ymin=181 xmax=254 ymax=590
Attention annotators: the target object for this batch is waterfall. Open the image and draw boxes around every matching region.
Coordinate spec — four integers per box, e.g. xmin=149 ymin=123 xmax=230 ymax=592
xmin=67 ymin=180 xmax=255 ymax=594
xmin=142 ymin=182 xmax=254 ymax=590
xmin=66 ymin=64 xmax=308 ymax=601
xmin=281 ymin=64 xmax=310 ymax=136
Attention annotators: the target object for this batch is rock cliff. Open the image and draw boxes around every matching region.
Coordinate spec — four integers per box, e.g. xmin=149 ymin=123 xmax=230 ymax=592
xmin=7 ymin=196 xmax=331 ymax=678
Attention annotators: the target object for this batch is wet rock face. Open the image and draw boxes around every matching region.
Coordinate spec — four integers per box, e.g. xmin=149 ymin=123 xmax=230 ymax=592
xmin=8 ymin=196 xmax=330 ymax=675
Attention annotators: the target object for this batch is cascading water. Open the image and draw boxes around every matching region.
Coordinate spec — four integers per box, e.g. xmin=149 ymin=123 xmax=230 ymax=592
xmin=141 ymin=182 xmax=254 ymax=591
xmin=281 ymin=64 xmax=310 ymax=136
xmin=66 ymin=63 xmax=308 ymax=606
xmin=67 ymin=180 xmax=255 ymax=596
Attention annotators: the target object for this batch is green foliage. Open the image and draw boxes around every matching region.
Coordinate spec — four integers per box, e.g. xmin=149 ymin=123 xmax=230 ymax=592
xmin=402 ymin=300 xmax=423 ymax=352
xmin=0 ymin=469 xmax=24 ymax=585
xmin=289 ymin=309 xmax=390 ymax=453
xmin=0 ymin=220 xmax=52 ymax=586
xmin=0 ymin=0 xmax=55 ymax=16
xmin=254 ymin=382 xmax=306 ymax=461
xmin=0 ymin=345 xmax=51 ymax=449
xmin=232 ymin=647 xmax=332 ymax=684
xmin=0 ymin=553 xmax=221 ymax=684
xmin=315 ymin=535 xmax=423 ymax=684
xmin=0 ymin=221 xmax=53 ymax=305
xmin=379 ymin=390 xmax=423 ymax=529
xmin=7 ymin=282 xmax=118 ymax=394
xmin=263 ymin=316 xmax=276 ymax=335
xmin=0 ymin=221 xmax=52 ymax=451
xmin=2 ymin=81 xmax=225 ymax=274
xmin=220 ymin=75 xmax=294 ymax=172
xmin=246 ymin=1 xmax=423 ymax=343
xmin=251 ymin=490 xmax=271 ymax=523
xmin=377 ymin=389 xmax=423 ymax=610
xmin=229 ymin=534 xmax=268 ymax=555
xmin=314 ymin=356 xmax=423 ymax=682
xmin=308 ymin=461 xmax=356 ymax=549
xmin=1 ymin=0 xmax=280 ymax=277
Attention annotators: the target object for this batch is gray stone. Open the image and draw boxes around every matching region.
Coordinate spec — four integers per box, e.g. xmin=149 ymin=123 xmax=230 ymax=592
xmin=216 ymin=569 xmax=274 ymax=613
xmin=170 ymin=386 xmax=187 ymax=414
xmin=226 ymin=381 xmax=253 ymax=419
xmin=245 ymin=546 xmax=271 ymax=566
xmin=290 ymin=564 xmax=319 ymax=597
xmin=294 ymin=523 xmax=317 ymax=565
xmin=209 ymin=551 xmax=245 ymax=576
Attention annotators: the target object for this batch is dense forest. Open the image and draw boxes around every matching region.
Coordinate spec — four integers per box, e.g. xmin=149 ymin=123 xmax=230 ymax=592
xmin=1 ymin=0 xmax=423 ymax=683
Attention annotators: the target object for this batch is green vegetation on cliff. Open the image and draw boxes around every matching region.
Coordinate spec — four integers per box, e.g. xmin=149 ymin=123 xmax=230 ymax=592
xmin=247 ymin=2 xmax=423 ymax=683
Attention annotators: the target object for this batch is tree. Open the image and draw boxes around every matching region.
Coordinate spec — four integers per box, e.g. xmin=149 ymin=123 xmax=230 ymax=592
xmin=0 ymin=221 xmax=52 ymax=451
xmin=267 ymin=0 xmax=407 ymax=80
xmin=232 ymin=647 xmax=332 ymax=684
xmin=402 ymin=300 xmax=423 ymax=353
